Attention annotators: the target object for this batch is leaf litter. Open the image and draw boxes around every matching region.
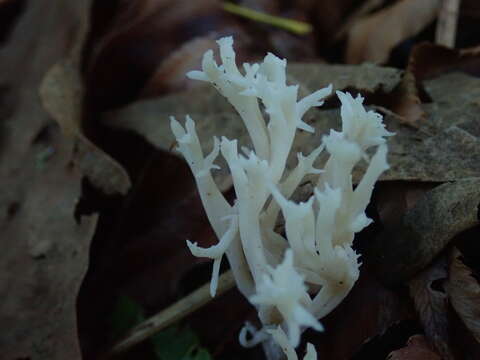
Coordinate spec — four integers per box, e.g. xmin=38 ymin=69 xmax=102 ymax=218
xmin=4 ymin=1 xmax=480 ymax=359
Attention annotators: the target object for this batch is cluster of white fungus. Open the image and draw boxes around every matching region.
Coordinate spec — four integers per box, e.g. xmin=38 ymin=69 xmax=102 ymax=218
xmin=170 ymin=36 xmax=393 ymax=359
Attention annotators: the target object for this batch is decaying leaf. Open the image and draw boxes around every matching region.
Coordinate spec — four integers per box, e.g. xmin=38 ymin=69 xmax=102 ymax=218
xmin=408 ymin=42 xmax=480 ymax=81
xmin=86 ymin=0 xmax=227 ymax=109
xmin=387 ymin=335 xmax=441 ymax=360
xmin=288 ymin=62 xmax=402 ymax=95
xmin=370 ymin=177 xmax=480 ymax=285
xmin=141 ymin=36 xmax=219 ymax=97
xmin=310 ymin=269 xmax=414 ymax=359
xmin=446 ymin=248 xmax=480 ymax=343
xmin=388 ymin=71 xmax=425 ymax=128
xmin=105 ymin=63 xmax=402 ymax=191
xmin=375 ymin=181 xmax=436 ymax=229
xmin=408 ymin=255 xmax=454 ymax=359
xmin=40 ymin=61 xmax=131 ymax=195
xmin=295 ymin=0 xmax=358 ymax=46
xmin=346 ymin=0 xmax=441 ymax=64
xmin=106 ymin=63 xmax=480 ymax=191
xmin=0 ymin=1 xmax=98 ymax=359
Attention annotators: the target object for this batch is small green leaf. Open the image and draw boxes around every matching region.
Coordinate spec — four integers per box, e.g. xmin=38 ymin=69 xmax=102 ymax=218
xmin=189 ymin=348 xmax=213 ymax=360
xmin=151 ymin=326 xmax=213 ymax=360
xmin=152 ymin=326 xmax=199 ymax=360
xmin=110 ymin=295 xmax=145 ymax=340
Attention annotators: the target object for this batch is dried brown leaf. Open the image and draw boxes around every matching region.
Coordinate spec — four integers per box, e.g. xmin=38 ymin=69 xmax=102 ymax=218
xmin=370 ymin=178 xmax=480 ymax=285
xmin=106 ymin=64 xmax=480 ymax=190
xmin=388 ymin=71 xmax=425 ymax=128
xmin=105 ymin=63 xmax=402 ymax=191
xmin=309 ymin=269 xmax=414 ymax=359
xmin=346 ymin=0 xmax=441 ymax=64
xmin=141 ymin=36 xmax=218 ymax=97
xmin=0 ymin=1 xmax=97 ymax=359
xmin=446 ymin=248 xmax=480 ymax=343
xmin=296 ymin=0 xmax=358 ymax=46
xmin=387 ymin=335 xmax=441 ymax=360
xmin=408 ymin=255 xmax=454 ymax=359
xmin=86 ymin=0 xmax=225 ymax=108
xmin=375 ymin=181 xmax=436 ymax=229
xmin=408 ymin=42 xmax=480 ymax=81
xmin=40 ymin=60 xmax=131 ymax=195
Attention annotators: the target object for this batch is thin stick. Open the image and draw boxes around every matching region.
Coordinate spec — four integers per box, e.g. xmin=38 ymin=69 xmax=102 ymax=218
xmin=109 ymin=270 xmax=236 ymax=356
xmin=435 ymin=0 xmax=461 ymax=48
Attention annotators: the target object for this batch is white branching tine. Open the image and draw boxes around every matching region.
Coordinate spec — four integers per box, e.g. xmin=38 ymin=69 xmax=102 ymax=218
xmin=170 ymin=117 xmax=232 ymax=235
xmin=314 ymin=186 xmax=341 ymax=262
xmin=220 ymin=137 xmax=269 ymax=283
xmin=269 ymin=186 xmax=315 ymax=264
xmin=322 ymin=133 xmax=361 ymax=193
xmin=336 ymin=91 xmax=394 ymax=150
xmin=263 ymin=145 xmax=324 ymax=230
xmin=296 ymin=85 xmax=333 ymax=120
xmin=268 ymin=327 xmax=298 ymax=360
xmin=351 ymin=144 xmax=389 ymax=218
xmin=239 ymin=322 xmax=270 ymax=348
xmin=188 ymin=37 xmax=270 ymax=161
xmin=304 ymin=344 xmax=318 ymax=360
xmin=187 ymin=215 xmax=238 ymax=259
xmin=171 ymin=36 xmax=392 ymax=358
xmin=170 ymin=117 xmax=255 ymax=298
xmin=251 ymin=250 xmax=323 ymax=347
xmin=267 ymin=327 xmax=318 ymax=360
xmin=311 ymin=267 xmax=356 ymax=320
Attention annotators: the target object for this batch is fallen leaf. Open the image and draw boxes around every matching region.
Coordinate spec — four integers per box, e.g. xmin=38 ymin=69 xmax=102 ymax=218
xmin=407 ymin=42 xmax=480 ymax=81
xmin=140 ymin=36 xmax=219 ymax=98
xmin=387 ymin=335 xmax=441 ymax=360
xmin=86 ymin=0 xmax=226 ymax=109
xmin=105 ymin=63 xmax=402 ymax=191
xmin=370 ymin=177 xmax=480 ymax=285
xmin=346 ymin=0 xmax=441 ymax=64
xmin=446 ymin=248 xmax=480 ymax=343
xmin=106 ymin=65 xmax=480 ymax=190
xmin=306 ymin=269 xmax=414 ymax=359
xmin=40 ymin=62 xmax=131 ymax=195
xmin=375 ymin=181 xmax=436 ymax=229
xmin=295 ymin=0 xmax=358 ymax=46
xmin=0 ymin=1 xmax=98 ymax=359
xmin=408 ymin=255 xmax=454 ymax=359
xmin=388 ymin=71 xmax=425 ymax=128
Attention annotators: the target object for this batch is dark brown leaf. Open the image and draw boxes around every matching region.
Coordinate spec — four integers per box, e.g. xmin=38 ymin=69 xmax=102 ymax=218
xmin=105 ymin=63 xmax=402 ymax=191
xmin=408 ymin=42 xmax=480 ymax=81
xmin=408 ymin=255 xmax=454 ymax=359
xmin=370 ymin=178 xmax=480 ymax=285
xmin=106 ymin=64 xmax=480 ymax=190
xmin=0 ymin=1 xmax=97 ymax=359
xmin=446 ymin=248 xmax=480 ymax=343
xmin=40 ymin=61 xmax=131 ymax=195
xmin=86 ymin=0 xmax=229 ymax=109
xmin=388 ymin=71 xmax=425 ymax=129
xmin=387 ymin=335 xmax=441 ymax=360
xmin=307 ymin=269 xmax=414 ymax=359
xmin=346 ymin=0 xmax=441 ymax=64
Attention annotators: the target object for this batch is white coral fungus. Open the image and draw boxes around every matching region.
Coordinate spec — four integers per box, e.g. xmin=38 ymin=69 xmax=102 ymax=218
xmin=170 ymin=36 xmax=392 ymax=359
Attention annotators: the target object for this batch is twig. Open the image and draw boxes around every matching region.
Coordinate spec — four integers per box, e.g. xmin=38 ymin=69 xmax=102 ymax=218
xmin=108 ymin=270 xmax=236 ymax=356
xmin=222 ymin=2 xmax=312 ymax=35
xmin=435 ymin=0 xmax=461 ymax=48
